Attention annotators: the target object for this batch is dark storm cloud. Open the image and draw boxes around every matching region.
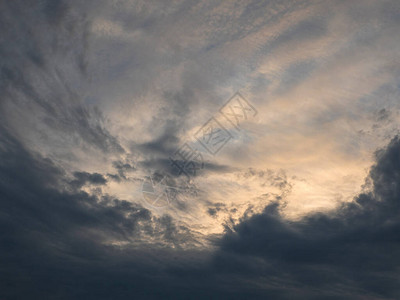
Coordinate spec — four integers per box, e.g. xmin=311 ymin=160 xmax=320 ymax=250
xmin=2 ymin=118 xmax=400 ymax=299
xmin=0 ymin=126 xmax=192 ymax=246
xmin=2 ymin=0 xmax=400 ymax=299
xmin=214 ymin=137 xmax=400 ymax=299
xmin=0 ymin=125 xmax=200 ymax=299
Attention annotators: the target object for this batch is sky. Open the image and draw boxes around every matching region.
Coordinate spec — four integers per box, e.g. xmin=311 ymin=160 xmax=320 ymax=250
xmin=1 ymin=0 xmax=400 ymax=299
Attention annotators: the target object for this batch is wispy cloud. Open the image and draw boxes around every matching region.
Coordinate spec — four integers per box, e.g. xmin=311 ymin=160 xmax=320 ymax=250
xmin=1 ymin=0 xmax=400 ymax=298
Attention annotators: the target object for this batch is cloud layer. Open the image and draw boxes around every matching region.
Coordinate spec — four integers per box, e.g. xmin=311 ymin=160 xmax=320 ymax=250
xmin=1 ymin=0 xmax=400 ymax=299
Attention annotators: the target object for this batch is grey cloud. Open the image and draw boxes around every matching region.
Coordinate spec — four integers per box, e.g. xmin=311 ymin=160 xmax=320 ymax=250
xmin=269 ymin=16 xmax=327 ymax=51
xmin=112 ymin=160 xmax=136 ymax=179
xmin=134 ymin=120 xmax=181 ymax=156
xmin=215 ymin=136 xmax=400 ymax=299
xmin=2 ymin=0 xmax=400 ymax=299
xmin=0 ymin=125 xmax=201 ymax=299
xmin=207 ymin=203 xmax=227 ymax=217
xmin=0 ymin=0 xmax=124 ymax=154
xmin=3 ymin=133 xmax=399 ymax=299
xmin=0 ymin=127 xmax=162 ymax=245
xmin=275 ymin=59 xmax=317 ymax=94
xmin=71 ymin=171 xmax=107 ymax=188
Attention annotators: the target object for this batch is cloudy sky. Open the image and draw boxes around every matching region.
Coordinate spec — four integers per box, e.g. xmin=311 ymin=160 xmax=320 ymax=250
xmin=1 ymin=0 xmax=400 ymax=299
